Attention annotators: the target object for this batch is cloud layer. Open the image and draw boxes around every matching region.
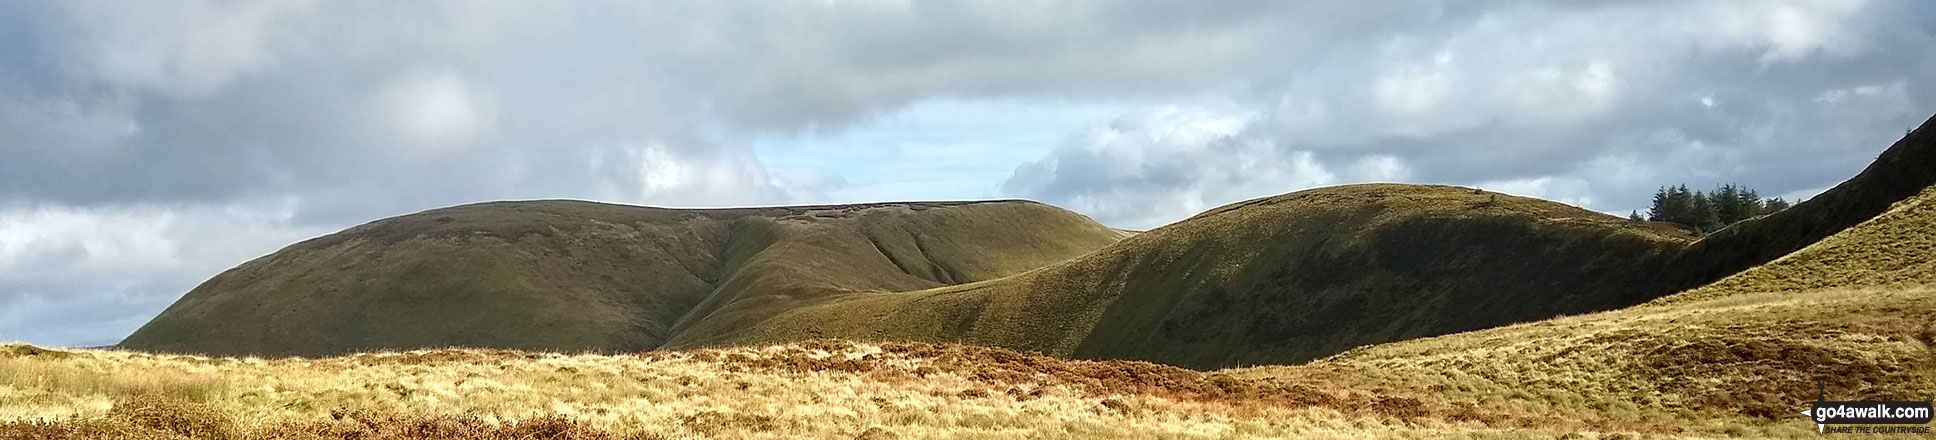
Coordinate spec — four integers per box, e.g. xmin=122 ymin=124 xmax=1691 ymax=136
xmin=2 ymin=0 xmax=1933 ymax=345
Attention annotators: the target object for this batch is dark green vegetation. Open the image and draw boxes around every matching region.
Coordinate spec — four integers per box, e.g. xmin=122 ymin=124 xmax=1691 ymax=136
xmin=1639 ymin=184 xmax=1790 ymax=233
xmin=124 ymin=113 xmax=1936 ymax=371
xmin=121 ymin=200 xmax=1127 ymax=356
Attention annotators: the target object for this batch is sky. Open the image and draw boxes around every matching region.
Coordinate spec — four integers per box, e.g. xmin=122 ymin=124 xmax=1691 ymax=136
xmin=3 ymin=1 xmax=1934 ymax=347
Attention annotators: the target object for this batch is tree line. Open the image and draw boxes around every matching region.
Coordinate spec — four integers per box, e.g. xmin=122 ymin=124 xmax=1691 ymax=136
xmin=1629 ymin=184 xmax=1791 ymax=233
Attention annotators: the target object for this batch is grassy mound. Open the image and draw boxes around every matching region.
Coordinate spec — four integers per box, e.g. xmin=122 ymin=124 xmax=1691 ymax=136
xmin=120 ymin=200 xmax=1125 ymax=357
xmin=717 ymin=184 xmax=1696 ymax=368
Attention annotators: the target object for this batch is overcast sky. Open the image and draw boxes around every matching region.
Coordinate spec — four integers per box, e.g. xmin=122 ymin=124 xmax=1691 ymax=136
xmin=4 ymin=1 xmax=1934 ymax=347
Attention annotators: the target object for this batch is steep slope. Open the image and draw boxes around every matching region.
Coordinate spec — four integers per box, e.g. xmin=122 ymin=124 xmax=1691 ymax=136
xmin=1666 ymin=113 xmax=1936 ymax=289
xmin=1231 ymin=170 xmax=1936 ymax=430
xmin=700 ymin=184 xmax=1697 ymax=368
xmin=1657 ymin=184 xmax=1936 ymax=304
xmin=121 ymin=200 xmax=1125 ymax=357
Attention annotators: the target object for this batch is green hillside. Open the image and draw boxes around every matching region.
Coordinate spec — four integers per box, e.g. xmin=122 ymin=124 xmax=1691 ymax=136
xmin=702 ymin=184 xmax=1698 ymax=368
xmin=120 ymin=200 xmax=1127 ymax=356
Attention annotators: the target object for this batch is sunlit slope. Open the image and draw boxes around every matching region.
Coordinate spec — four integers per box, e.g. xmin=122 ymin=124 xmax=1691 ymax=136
xmin=1227 ymin=286 xmax=1935 ymax=435
xmin=0 ymin=339 xmax=1738 ymax=439
xmin=1658 ymin=184 xmax=1936 ymax=304
xmin=121 ymin=200 xmax=1125 ymax=357
xmin=717 ymin=184 xmax=1697 ymax=368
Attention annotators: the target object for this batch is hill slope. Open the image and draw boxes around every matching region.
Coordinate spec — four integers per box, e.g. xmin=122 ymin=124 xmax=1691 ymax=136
xmin=1666 ymin=113 xmax=1936 ymax=289
xmin=699 ymin=184 xmax=1698 ymax=368
xmin=120 ymin=200 xmax=1126 ymax=356
xmin=1658 ymin=184 xmax=1936 ymax=304
xmin=1231 ymin=175 xmax=1936 ymax=430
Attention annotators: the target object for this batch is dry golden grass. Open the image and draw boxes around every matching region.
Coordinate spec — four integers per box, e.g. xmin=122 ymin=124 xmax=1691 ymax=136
xmin=0 ymin=338 xmax=1710 ymax=439
xmin=1234 ymin=286 xmax=1936 ymax=439
xmin=15 ymin=280 xmax=1927 ymax=440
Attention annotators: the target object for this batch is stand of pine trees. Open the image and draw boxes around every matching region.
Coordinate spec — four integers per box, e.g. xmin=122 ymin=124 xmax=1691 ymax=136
xmin=1631 ymin=184 xmax=1791 ymax=233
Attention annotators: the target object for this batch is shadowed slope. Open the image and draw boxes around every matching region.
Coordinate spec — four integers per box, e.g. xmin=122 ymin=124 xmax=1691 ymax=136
xmin=711 ymin=184 xmax=1697 ymax=368
xmin=121 ymin=200 xmax=1125 ymax=357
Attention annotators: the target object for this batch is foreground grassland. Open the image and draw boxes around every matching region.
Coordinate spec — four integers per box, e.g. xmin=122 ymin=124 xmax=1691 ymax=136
xmin=8 ymin=286 xmax=1931 ymax=439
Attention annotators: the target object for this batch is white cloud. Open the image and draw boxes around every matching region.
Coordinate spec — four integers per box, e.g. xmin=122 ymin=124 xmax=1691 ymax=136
xmin=1374 ymin=54 xmax=1455 ymax=124
xmin=378 ymin=68 xmax=498 ymax=151
xmin=1004 ymin=106 xmax=1337 ymax=229
xmin=591 ymin=140 xmax=818 ymax=208
xmin=1683 ymin=0 xmax=1873 ymax=62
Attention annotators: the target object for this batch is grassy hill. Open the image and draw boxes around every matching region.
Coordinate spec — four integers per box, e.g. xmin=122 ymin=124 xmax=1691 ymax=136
xmin=120 ymin=200 xmax=1127 ymax=357
xmin=705 ymin=184 xmax=1698 ymax=368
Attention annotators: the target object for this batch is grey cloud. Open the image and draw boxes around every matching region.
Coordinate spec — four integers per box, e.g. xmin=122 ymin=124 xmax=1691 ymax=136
xmin=1006 ymin=0 xmax=1936 ymax=227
